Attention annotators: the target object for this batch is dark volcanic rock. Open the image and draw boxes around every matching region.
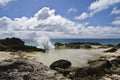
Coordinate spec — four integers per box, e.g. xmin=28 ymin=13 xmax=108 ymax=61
xmin=0 ymin=44 xmax=7 ymax=51
xmin=104 ymin=48 xmax=117 ymax=52
xmin=80 ymin=44 xmax=92 ymax=49
xmin=116 ymin=43 xmax=120 ymax=49
xmin=0 ymin=37 xmax=24 ymax=51
xmin=55 ymin=42 xmax=101 ymax=49
xmin=50 ymin=59 xmax=71 ymax=70
xmin=1 ymin=37 xmax=24 ymax=46
xmin=73 ymin=45 xmax=81 ymax=49
xmin=74 ymin=60 xmax=112 ymax=78
xmin=49 ymin=57 xmax=120 ymax=80
xmin=88 ymin=60 xmax=112 ymax=69
xmin=106 ymin=44 xmax=115 ymax=47
xmin=111 ymin=56 xmax=120 ymax=67
xmin=55 ymin=42 xmax=64 ymax=48
xmin=88 ymin=60 xmax=112 ymax=76
xmin=0 ymin=37 xmax=45 ymax=52
xmin=0 ymin=58 xmax=69 ymax=80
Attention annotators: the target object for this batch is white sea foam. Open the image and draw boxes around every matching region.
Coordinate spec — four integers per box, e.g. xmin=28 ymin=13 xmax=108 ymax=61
xmin=36 ymin=36 xmax=55 ymax=50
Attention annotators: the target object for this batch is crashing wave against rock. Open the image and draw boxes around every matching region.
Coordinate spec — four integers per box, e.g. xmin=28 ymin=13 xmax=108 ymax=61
xmin=0 ymin=37 xmax=45 ymax=52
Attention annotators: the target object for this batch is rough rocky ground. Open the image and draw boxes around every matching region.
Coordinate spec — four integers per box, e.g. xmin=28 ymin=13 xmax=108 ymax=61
xmin=0 ymin=43 xmax=120 ymax=80
xmin=49 ymin=49 xmax=120 ymax=80
xmin=0 ymin=57 xmax=70 ymax=80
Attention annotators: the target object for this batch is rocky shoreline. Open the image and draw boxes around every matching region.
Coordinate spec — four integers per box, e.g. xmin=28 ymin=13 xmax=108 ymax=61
xmin=49 ymin=49 xmax=120 ymax=80
xmin=54 ymin=42 xmax=116 ymax=49
xmin=0 ymin=48 xmax=119 ymax=80
xmin=0 ymin=37 xmax=120 ymax=80
xmin=49 ymin=41 xmax=120 ymax=80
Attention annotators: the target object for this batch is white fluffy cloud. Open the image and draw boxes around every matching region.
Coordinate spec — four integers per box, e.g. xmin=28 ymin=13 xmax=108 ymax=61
xmin=112 ymin=19 xmax=120 ymax=26
xmin=111 ymin=7 xmax=120 ymax=15
xmin=89 ymin=0 xmax=120 ymax=16
xmin=0 ymin=7 xmax=120 ymax=39
xmin=75 ymin=12 xmax=89 ymax=20
xmin=111 ymin=7 xmax=120 ymax=26
xmin=34 ymin=7 xmax=55 ymax=20
xmin=75 ymin=0 xmax=120 ymax=20
xmin=67 ymin=8 xmax=77 ymax=13
xmin=0 ymin=0 xmax=15 ymax=6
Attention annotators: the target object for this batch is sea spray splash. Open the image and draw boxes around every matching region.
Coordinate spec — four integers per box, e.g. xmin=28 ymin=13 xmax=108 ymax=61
xmin=36 ymin=36 xmax=55 ymax=50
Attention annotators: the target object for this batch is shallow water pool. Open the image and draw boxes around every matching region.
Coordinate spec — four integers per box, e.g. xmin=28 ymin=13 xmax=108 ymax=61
xmin=29 ymin=49 xmax=103 ymax=67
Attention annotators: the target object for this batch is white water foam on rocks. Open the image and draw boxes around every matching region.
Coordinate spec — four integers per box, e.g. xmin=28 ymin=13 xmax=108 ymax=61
xmin=36 ymin=36 xmax=55 ymax=50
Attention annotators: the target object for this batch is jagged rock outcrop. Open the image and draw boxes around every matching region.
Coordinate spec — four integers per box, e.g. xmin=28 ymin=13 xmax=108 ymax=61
xmin=104 ymin=43 xmax=120 ymax=53
xmin=104 ymin=48 xmax=117 ymax=52
xmin=0 ymin=37 xmax=45 ymax=52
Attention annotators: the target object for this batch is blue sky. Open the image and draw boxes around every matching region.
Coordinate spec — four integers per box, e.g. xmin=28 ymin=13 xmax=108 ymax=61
xmin=0 ymin=0 xmax=120 ymax=39
xmin=0 ymin=0 xmax=92 ymax=19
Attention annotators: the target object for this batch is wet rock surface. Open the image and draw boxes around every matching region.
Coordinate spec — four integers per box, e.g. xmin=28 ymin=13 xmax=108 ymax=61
xmin=0 ymin=58 xmax=69 ymax=80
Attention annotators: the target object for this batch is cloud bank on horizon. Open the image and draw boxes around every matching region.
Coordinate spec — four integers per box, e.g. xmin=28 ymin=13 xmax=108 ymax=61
xmin=0 ymin=0 xmax=120 ymax=39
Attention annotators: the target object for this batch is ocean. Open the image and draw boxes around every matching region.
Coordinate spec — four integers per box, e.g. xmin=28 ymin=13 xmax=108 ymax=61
xmin=51 ymin=39 xmax=120 ymax=45
xmin=25 ymin=38 xmax=120 ymax=47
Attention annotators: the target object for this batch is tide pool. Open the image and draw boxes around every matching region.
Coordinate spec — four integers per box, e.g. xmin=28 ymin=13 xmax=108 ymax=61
xmin=29 ymin=49 xmax=103 ymax=67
